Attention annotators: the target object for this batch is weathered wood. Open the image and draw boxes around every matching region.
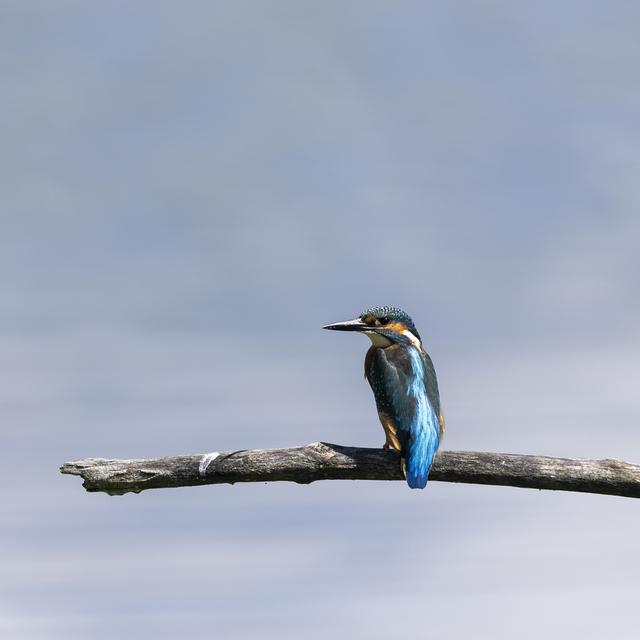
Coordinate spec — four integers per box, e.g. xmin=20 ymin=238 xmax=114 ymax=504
xmin=60 ymin=442 xmax=640 ymax=498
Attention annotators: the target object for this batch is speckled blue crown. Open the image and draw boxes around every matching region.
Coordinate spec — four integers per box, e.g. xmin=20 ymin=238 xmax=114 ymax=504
xmin=360 ymin=306 xmax=421 ymax=341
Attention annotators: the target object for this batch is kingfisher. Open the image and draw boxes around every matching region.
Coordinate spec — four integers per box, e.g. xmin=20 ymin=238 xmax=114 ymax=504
xmin=323 ymin=306 xmax=443 ymax=489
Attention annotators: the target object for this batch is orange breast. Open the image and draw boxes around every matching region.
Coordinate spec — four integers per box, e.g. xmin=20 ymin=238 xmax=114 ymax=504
xmin=378 ymin=412 xmax=402 ymax=452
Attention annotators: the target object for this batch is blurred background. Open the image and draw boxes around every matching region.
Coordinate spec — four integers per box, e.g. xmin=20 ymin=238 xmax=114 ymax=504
xmin=2 ymin=1 xmax=640 ymax=638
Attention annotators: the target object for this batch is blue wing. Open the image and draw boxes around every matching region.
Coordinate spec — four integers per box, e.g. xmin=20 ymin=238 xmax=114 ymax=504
xmin=366 ymin=344 xmax=441 ymax=489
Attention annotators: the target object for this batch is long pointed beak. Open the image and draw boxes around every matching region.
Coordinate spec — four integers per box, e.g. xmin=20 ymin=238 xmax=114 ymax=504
xmin=322 ymin=318 xmax=370 ymax=332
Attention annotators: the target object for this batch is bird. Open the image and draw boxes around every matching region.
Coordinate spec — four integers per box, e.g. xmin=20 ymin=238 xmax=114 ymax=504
xmin=323 ymin=306 xmax=443 ymax=489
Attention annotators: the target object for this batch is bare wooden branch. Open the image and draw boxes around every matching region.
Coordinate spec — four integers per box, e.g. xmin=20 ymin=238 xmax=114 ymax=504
xmin=59 ymin=442 xmax=640 ymax=498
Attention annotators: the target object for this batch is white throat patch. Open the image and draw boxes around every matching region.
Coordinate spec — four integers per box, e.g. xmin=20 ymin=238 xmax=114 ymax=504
xmin=402 ymin=329 xmax=422 ymax=348
xmin=364 ymin=329 xmax=421 ymax=348
xmin=365 ymin=331 xmax=392 ymax=347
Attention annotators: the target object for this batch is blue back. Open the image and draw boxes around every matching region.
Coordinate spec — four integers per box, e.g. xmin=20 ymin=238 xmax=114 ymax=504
xmin=404 ymin=348 xmax=440 ymax=488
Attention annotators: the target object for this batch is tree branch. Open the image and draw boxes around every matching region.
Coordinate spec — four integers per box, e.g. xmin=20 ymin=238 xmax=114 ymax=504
xmin=59 ymin=443 xmax=640 ymax=498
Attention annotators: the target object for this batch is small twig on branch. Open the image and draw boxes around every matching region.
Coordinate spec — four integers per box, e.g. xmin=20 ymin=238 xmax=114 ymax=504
xmin=60 ymin=442 xmax=640 ymax=498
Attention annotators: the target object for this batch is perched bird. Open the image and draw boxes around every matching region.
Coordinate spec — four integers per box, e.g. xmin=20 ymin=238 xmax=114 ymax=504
xmin=324 ymin=306 xmax=443 ymax=489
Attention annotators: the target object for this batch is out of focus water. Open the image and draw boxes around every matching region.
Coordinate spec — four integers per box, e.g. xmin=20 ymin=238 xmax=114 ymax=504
xmin=2 ymin=2 xmax=640 ymax=638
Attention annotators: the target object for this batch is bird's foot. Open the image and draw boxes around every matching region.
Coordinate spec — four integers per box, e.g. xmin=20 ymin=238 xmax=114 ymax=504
xmin=382 ymin=443 xmax=390 ymax=451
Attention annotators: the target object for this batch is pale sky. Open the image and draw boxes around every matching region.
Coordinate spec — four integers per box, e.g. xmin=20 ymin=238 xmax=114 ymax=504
xmin=2 ymin=2 xmax=640 ymax=638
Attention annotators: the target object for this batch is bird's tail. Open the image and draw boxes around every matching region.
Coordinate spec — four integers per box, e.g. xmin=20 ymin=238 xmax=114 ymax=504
xmin=403 ymin=458 xmax=429 ymax=489
xmin=403 ymin=435 xmax=439 ymax=489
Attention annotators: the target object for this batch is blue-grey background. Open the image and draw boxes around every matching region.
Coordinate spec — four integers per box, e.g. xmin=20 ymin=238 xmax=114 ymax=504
xmin=2 ymin=2 xmax=640 ymax=638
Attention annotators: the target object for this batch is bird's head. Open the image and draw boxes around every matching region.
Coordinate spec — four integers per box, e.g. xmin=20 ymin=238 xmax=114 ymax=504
xmin=323 ymin=306 xmax=421 ymax=348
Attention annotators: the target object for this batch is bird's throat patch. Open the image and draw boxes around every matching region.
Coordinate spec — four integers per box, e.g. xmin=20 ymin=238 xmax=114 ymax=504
xmin=365 ymin=331 xmax=392 ymax=347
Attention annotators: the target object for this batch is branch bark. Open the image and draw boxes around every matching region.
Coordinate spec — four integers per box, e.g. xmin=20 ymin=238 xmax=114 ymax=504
xmin=60 ymin=443 xmax=640 ymax=498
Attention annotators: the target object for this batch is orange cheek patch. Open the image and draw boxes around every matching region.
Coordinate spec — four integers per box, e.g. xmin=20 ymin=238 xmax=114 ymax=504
xmin=386 ymin=322 xmax=407 ymax=333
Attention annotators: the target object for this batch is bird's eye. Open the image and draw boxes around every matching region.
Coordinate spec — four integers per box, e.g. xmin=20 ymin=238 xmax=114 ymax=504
xmin=379 ymin=317 xmax=390 ymax=326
